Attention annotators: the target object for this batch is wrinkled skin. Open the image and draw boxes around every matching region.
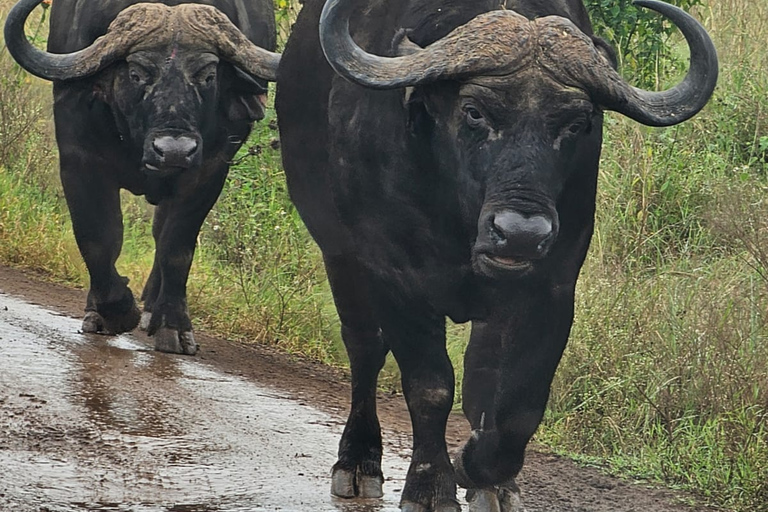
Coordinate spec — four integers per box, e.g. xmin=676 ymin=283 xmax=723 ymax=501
xmin=277 ymin=0 xmax=607 ymax=510
xmin=47 ymin=0 xmax=275 ymax=354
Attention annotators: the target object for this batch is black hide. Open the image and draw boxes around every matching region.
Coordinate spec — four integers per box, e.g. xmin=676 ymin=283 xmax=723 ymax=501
xmin=276 ymin=0 xmax=612 ymax=510
xmin=46 ymin=0 xmax=275 ymax=354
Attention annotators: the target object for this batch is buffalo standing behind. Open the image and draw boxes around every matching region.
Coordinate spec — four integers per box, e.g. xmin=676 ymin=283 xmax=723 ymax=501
xmin=4 ymin=0 xmax=281 ymax=354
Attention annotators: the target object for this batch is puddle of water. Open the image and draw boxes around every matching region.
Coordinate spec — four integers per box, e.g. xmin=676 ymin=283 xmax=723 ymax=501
xmin=0 ymin=294 xmax=411 ymax=511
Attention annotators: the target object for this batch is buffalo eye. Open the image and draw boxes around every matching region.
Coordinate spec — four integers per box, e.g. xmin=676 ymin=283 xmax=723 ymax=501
xmin=127 ymin=63 xmax=149 ymax=87
xmin=563 ymin=115 xmax=592 ymax=137
xmin=195 ymin=63 xmax=219 ymax=88
xmin=462 ymin=104 xmax=486 ymax=128
xmin=202 ymin=70 xmax=217 ymax=86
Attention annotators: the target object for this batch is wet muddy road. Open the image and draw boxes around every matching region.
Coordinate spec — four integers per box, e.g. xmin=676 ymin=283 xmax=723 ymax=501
xmin=0 ymin=293 xmax=413 ymax=512
xmin=0 ymin=267 xmax=712 ymax=512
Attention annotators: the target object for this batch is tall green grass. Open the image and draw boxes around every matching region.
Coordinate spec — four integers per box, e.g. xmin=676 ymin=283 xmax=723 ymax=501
xmin=0 ymin=0 xmax=339 ymax=361
xmin=537 ymin=2 xmax=768 ymax=510
xmin=1 ymin=0 xmax=767 ymax=510
xmin=189 ymin=118 xmax=339 ymax=359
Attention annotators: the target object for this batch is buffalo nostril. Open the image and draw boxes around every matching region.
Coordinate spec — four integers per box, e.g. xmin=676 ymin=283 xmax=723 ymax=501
xmin=151 ymin=136 xmax=199 ymax=164
xmin=182 ymin=139 xmax=199 ymax=157
xmin=152 ymin=139 xmax=165 ymax=157
xmin=489 ymin=211 xmax=554 ymax=257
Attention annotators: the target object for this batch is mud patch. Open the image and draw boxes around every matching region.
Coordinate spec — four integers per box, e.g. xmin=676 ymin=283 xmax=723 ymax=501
xmin=0 ymin=294 xmax=410 ymax=511
xmin=0 ymin=267 xmax=714 ymax=512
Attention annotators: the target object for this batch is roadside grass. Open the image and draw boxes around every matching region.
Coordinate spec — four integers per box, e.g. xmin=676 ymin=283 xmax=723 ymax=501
xmin=0 ymin=0 xmax=767 ymax=510
xmin=0 ymin=0 xmax=340 ymax=362
xmin=189 ymin=119 xmax=339 ymax=360
xmin=535 ymin=1 xmax=768 ymax=510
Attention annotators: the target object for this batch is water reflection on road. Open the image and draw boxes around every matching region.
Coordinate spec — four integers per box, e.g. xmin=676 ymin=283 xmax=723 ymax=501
xmin=0 ymin=293 xmax=410 ymax=512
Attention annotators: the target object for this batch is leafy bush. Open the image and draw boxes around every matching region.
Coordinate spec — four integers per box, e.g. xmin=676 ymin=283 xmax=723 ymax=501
xmin=585 ymin=0 xmax=704 ymax=87
xmin=1 ymin=0 xmax=768 ymax=510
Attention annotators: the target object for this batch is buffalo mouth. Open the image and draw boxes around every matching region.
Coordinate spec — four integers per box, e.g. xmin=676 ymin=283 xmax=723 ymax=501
xmin=142 ymin=162 xmax=191 ymax=177
xmin=474 ymin=252 xmax=534 ymax=277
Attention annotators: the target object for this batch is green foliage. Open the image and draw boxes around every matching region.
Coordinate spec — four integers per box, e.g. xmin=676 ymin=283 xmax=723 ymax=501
xmin=273 ymin=0 xmax=299 ymax=47
xmin=192 ymin=112 xmax=340 ymax=360
xmin=2 ymin=0 xmax=768 ymax=511
xmin=584 ymin=0 xmax=704 ymax=87
xmin=531 ymin=3 xmax=768 ymax=509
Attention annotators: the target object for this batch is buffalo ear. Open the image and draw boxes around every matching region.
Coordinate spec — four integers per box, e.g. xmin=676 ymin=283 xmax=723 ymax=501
xmin=404 ymin=87 xmax=428 ymax=133
xmin=591 ymin=36 xmax=619 ymax=70
xmin=90 ymin=67 xmax=117 ymax=104
xmin=227 ymin=94 xmax=267 ymax=122
xmin=225 ymin=65 xmax=269 ymax=122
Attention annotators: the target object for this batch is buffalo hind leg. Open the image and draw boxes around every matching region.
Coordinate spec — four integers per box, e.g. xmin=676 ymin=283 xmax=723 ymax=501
xmin=325 ymin=255 xmax=388 ymax=498
xmin=138 ymin=208 xmax=168 ymax=332
xmin=60 ymin=158 xmax=140 ymax=335
xmin=381 ymin=301 xmax=459 ymax=512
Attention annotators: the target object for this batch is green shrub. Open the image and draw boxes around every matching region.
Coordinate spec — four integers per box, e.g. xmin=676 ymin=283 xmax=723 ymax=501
xmin=585 ymin=0 xmax=704 ymax=87
xmin=2 ymin=1 xmax=768 ymax=510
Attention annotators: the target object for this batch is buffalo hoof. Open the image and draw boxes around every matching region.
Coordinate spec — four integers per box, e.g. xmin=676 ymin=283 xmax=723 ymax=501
xmin=82 ymin=311 xmax=104 ymax=333
xmin=81 ymin=303 xmax=141 ymax=335
xmin=331 ymin=467 xmax=384 ymax=498
xmin=466 ymin=483 xmax=525 ymax=512
xmin=154 ymin=327 xmax=198 ymax=355
xmin=400 ymin=500 xmax=461 ymax=512
xmin=139 ymin=311 xmax=152 ymax=331
xmin=467 ymin=489 xmax=501 ymax=512
xmin=499 ymin=484 xmax=525 ymax=512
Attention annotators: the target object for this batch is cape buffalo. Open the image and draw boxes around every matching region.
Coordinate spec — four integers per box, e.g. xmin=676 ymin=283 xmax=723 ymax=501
xmin=4 ymin=0 xmax=280 ymax=354
xmin=276 ymin=0 xmax=717 ymax=510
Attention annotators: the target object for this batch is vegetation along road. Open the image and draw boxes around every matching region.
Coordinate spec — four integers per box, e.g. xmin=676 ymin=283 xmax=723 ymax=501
xmin=0 ymin=0 xmax=766 ymax=511
xmin=0 ymin=266 xmax=711 ymax=511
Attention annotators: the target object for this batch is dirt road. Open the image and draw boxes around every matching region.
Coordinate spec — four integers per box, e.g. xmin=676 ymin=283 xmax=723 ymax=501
xmin=0 ymin=266 xmax=711 ymax=512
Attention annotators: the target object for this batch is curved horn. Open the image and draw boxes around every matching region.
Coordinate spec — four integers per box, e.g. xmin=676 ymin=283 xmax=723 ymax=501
xmin=4 ymin=0 xmax=164 ymax=81
xmin=179 ymin=5 xmax=280 ymax=82
xmin=319 ymin=0 xmax=535 ymax=89
xmin=595 ymin=0 xmax=718 ymax=126
xmin=5 ymin=1 xmax=280 ymax=83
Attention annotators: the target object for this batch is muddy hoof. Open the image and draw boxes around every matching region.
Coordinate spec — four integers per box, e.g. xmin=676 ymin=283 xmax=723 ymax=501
xmin=154 ymin=327 xmax=198 ymax=355
xmin=82 ymin=305 xmax=140 ymax=335
xmin=467 ymin=489 xmax=501 ymax=512
xmin=139 ymin=311 xmax=152 ymax=331
xmin=499 ymin=482 xmax=525 ymax=512
xmin=400 ymin=501 xmax=460 ymax=512
xmin=86 ymin=292 xmax=142 ymax=335
xmin=331 ymin=468 xmax=356 ymax=498
xmin=359 ymin=474 xmax=384 ymax=498
xmin=82 ymin=311 xmax=104 ymax=333
xmin=331 ymin=468 xmax=384 ymax=499
xmin=467 ymin=483 xmax=525 ymax=512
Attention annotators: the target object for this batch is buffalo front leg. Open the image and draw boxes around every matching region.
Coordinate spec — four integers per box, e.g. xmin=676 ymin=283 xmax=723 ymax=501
xmin=60 ymin=156 xmax=139 ymax=335
xmin=324 ymin=255 xmax=388 ymax=499
xmin=380 ymin=300 xmax=459 ymax=512
xmin=455 ymin=285 xmax=577 ymax=512
xmin=461 ymin=322 xmax=525 ymax=512
xmin=143 ymin=168 xmax=227 ymax=355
